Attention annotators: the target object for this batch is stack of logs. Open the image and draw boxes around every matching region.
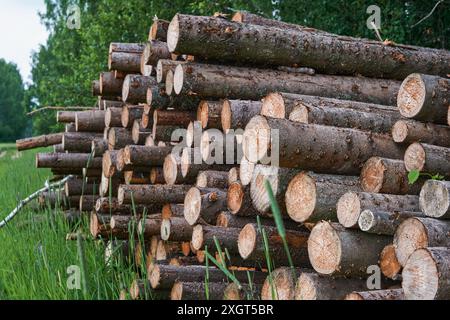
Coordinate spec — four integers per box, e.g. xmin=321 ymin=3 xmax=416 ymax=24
xmin=16 ymin=12 xmax=450 ymax=300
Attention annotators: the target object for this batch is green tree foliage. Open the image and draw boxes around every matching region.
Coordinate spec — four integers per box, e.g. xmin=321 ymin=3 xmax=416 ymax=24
xmin=29 ymin=0 xmax=449 ymax=135
xmin=0 ymin=59 xmax=27 ymax=141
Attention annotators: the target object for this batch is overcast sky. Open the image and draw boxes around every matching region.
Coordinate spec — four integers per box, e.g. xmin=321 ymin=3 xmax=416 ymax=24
xmin=0 ymin=0 xmax=49 ymax=83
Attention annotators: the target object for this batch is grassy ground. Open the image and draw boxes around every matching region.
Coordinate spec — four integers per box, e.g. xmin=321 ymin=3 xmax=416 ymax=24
xmin=0 ymin=144 xmax=135 ymax=299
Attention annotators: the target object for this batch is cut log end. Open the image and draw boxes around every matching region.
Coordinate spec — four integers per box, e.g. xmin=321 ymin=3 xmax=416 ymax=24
xmin=163 ymin=154 xmax=178 ymax=185
xmin=238 ymin=223 xmax=256 ymax=259
xmin=394 ymin=217 xmax=428 ymax=266
xmin=261 ymin=267 xmax=296 ymax=300
xmin=160 ymin=219 xmax=171 ymax=241
xmin=170 ymin=282 xmax=183 ymax=300
xmin=336 ymin=192 xmax=361 ymax=228
xmin=165 ymin=70 xmax=174 ymax=96
xmin=221 ymin=100 xmax=232 ymax=132
xmin=191 ymin=225 xmax=204 ymax=251
xmin=419 ymin=180 xmax=449 ymax=219
xmin=227 ymin=181 xmax=245 ymax=214
xmin=173 ymin=64 xmax=184 ymax=95
xmin=261 ymin=92 xmax=285 ymax=119
xmin=184 ymin=187 xmax=201 ymax=226
xmin=391 ymin=120 xmax=409 ymax=143
xmin=295 ymin=273 xmax=318 ymax=300
xmin=242 ymin=115 xmax=271 ymax=163
xmin=239 ymin=157 xmax=255 ymax=186
xmin=198 ymin=101 xmax=208 ymax=129
xmin=307 ymin=221 xmax=341 ymax=275
xmin=149 ymin=264 xmax=161 ymax=289
xmin=285 ymin=172 xmax=316 ymax=222
xmin=380 ymin=244 xmax=402 ymax=280
xmin=358 ymin=209 xmax=376 ymax=232
xmin=360 ymin=157 xmax=386 ymax=193
xmin=180 ymin=147 xmax=191 ymax=177
xmin=167 ymin=15 xmax=179 ymax=53
xmin=397 ymin=73 xmax=426 ymax=119
xmin=404 ymin=142 xmax=426 ymax=172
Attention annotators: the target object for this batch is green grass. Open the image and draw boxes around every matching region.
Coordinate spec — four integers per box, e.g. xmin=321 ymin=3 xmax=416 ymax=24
xmin=0 ymin=144 xmax=135 ymax=299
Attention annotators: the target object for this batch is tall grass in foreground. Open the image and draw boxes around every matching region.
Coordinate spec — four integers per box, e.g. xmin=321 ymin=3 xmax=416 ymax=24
xmin=0 ymin=145 xmax=135 ymax=299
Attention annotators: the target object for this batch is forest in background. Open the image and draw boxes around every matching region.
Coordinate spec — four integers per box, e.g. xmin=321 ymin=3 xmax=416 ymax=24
xmin=0 ymin=0 xmax=448 ymax=139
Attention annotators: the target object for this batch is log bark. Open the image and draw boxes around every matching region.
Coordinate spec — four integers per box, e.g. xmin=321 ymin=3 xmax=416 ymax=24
xmin=92 ymin=80 xmax=101 ymax=96
xmin=79 ymin=195 xmax=99 ymax=212
xmin=150 ymin=167 xmax=165 ymax=184
xmin=337 ymin=191 xmax=419 ymax=228
xmin=75 ymin=110 xmax=106 ymax=132
xmin=173 ymin=62 xmax=400 ymax=106
xmin=360 ymin=157 xmax=424 ymax=195
xmin=102 ymin=150 xmax=120 ymax=178
xmin=118 ymin=184 xmax=191 ymax=205
xmin=165 ymin=70 xmax=175 ymax=96
xmin=191 ymin=224 xmax=240 ymax=253
xmin=402 ymin=247 xmax=450 ymax=300
xmin=184 ymin=187 xmax=228 ymax=225
xmin=358 ymin=209 xmax=424 ymax=235
xmin=123 ymin=145 xmax=173 ymax=167
xmin=101 ymin=100 xmax=125 ymax=110
xmin=163 ymin=152 xmax=196 ymax=185
xmin=227 ymin=181 xmax=261 ymax=217
xmin=122 ymin=75 xmax=156 ymax=104
xmin=156 ymin=59 xmax=186 ymax=83
xmin=121 ymin=105 xmax=144 ymax=128
xmin=197 ymin=100 xmax=222 ymax=129
xmin=99 ymin=173 xmax=121 ymax=197
xmin=124 ymin=170 xmax=151 ymax=185
xmin=154 ymin=109 xmax=195 ymax=127
xmin=261 ymin=267 xmax=308 ymax=300
xmin=36 ymin=153 xmax=102 ymax=169
xmin=186 ymin=121 xmax=202 ymax=148
xmin=398 ymin=74 xmax=450 ymax=124
xmin=65 ymin=123 xmax=76 ymax=133
xmin=160 ymin=217 xmax=193 ymax=242
xmin=404 ymin=143 xmax=450 ymax=177
xmin=221 ymin=99 xmax=262 ymax=132
xmin=141 ymin=111 xmax=152 ymax=129
xmin=285 ymin=172 xmax=361 ymax=223
xmin=345 ymin=289 xmax=404 ymax=300
xmin=90 ymin=213 xmax=112 ymax=238
xmin=380 ymin=244 xmax=402 ymax=280
xmin=108 ymin=127 xmax=133 ymax=150
xmin=308 ymin=221 xmax=391 ymax=276
xmin=141 ymin=40 xmax=171 ymax=67
xmin=99 ymin=71 xmax=123 ymax=97
xmin=419 ymin=180 xmax=450 ymax=219
xmin=109 ymin=42 xmax=145 ymax=55
xmin=238 ymin=223 xmax=310 ymax=267
xmin=95 ymin=197 xmax=161 ymax=215
xmin=392 ymin=119 xmax=450 ymax=148
xmin=149 ymin=19 xmax=169 ymax=41
xmin=243 ymin=116 xmax=405 ymax=175
xmin=132 ymin=120 xmax=152 ymax=145
xmin=62 ymin=132 xmax=103 ymax=153
xmin=239 ymin=156 xmax=255 ymax=186
xmin=105 ymin=107 xmax=123 ymax=128
xmin=393 ymin=217 xmax=450 ymax=266
xmin=162 ymin=204 xmax=184 ymax=219
xmin=196 ymin=170 xmax=229 ymax=189
xmin=57 ymin=111 xmax=77 ymax=123
xmin=262 ymin=92 xmax=400 ymax=133
xmin=147 ymin=83 xmax=201 ymax=111
xmin=91 ymin=139 xmax=108 ymax=157
xmin=108 ymin=52 xmax=141 ymax=73
xmin=152 ymin=124 xmax=181 ymax=143
xmin=170 ymin=281 xmax=229 ymax=300
xmin=64 ymin=178 xmax=98 ymax=197
xmin=16 ymin=133 xmax=63 ymax=151
xmin=53 ymin=144 xmax=64 ymax=153
xmin=167 ymin=14 xmax=450 ymax=79
xmin=217 ymin=211 xmax=299 ymax=230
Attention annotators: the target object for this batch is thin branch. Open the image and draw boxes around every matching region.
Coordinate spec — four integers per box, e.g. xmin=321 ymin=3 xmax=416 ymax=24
xmin=27 ymin=106 xmax=95 ymax=116
xmin=412 ymin=0 xmax=445 ymax=28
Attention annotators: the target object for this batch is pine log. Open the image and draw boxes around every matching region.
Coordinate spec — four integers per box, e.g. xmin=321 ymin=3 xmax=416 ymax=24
xmin=170 ymin=281 xmax=229 ymax=300
xmin=64 ymin=178 xmax=98 ymax=197
xmin=402 ymin=247 xmax=450 ymax=300
xmin=118 ymin=184 xmax=191 ymax=205
xmin=163 ymin=152 xmax=195 ymax=185
xmin=167 ymin=14 xmax=450 ymax=79
xmin=197 ymin=100 xmax=222 ymax=129
xmin=123 ymin=145 xmax=173 ymax=167
xmin=82 ymin=168 xmax=102 ymax=178
xmin=358 ymin=209 xmax=424 ymax=235
xmin=57 ymin=111 xmax=77 ymax=123
xmin=152 ymin=124 xmax=181 ymax=143
xmin=160 ymin=217 xmax=193 ymax=242
xmin=184 ymin=187 xmax=227 ymax=225
xmin=99 ymin=71 xmax=124 ymax=96
xmin=243 ymin=116 xmax=405 ymax=175
xmin=91 ymin=139 xmax=108 ymax=157
xmin=53 ymin=144 xmax=64 ymax=153
xmin=129 ymin=279 xmax=169 ymax=300
xmin=65 ymin=123 xmax=76 ymax=132
xmin=121 ymin=105 xmax=144 ymax=128
xmin=132 ymin=120 xmax=152 ymax=145
xmin=165 ymin=70 xmax=175 ymax=96
xmin=149 ymin=19 xmax=169 ymax=41
xmin=380 ymin=244 xmax=402 ymax=280
xmin=191 ymin=224 xmax=240 ymax=253
xmin=337 ymin=192 xmax=419 ymax=228
xmin=196 ymin=170 xmax=229 ymax=189
xmin=147 ymin=83 xmax=201 ymax=110
xmin=92 ymin=80 xmax=101 ymax=96
xmin=108 ymin=127 xmax=133 ymax=150
xmin=419 ymin=180 xmax=450 ymax=219
xmin=217 ymin=211 xmax=299 ymax=230
xmin=227 ymin=181 xmax=261 ymax=217
xmin=308 ymin=221 xmax=391 ymax=276
xmin=124 ymin=170 xmax=151 ymax=185
xmin=141 ymin=40 xmax=171 ymax=67
xmin=398 ymin=74 xmax=450 ymax=124
xmin=62 ymin=132 xmax=103 ymax=153
xmin=238 ymin=223 xmax=310 ymax=267
xmin=101 ymin=100 xmax=125 ymax=110
xmin=156 ymin=59 xmax=186 ymax=83
xmin=16 ymin=133 xmax=63 ymax=151
xmin=223 ymin=283 xmax=263 ymax=300
xmin=404 ymin=143 xmax=450 ymax=177
xmin=108 ymin=52 xmax=141 ymax=73
xmin=162 ymin=204 xmax=184 ymax=219
xmin=173 ymin=62 xmax=400 ymax=106
xmin=79 ymin=195 xmax=99 ymax=212
xmin=154 ymin=109 xmax=195 ymax=127
xmin=392 ymin=120 xmax=450 ymax=148
xmin=89 ymin=213 xmax=112 ymax=238
xmin=141 ymin=111 xmax=152 ymax=129
xmin=261 ymin=267 xmax=307 ymax=300
xmin=394 ymin=217 xmax=450 ymax=266
xmin=262 ymin=92 xmax=400 ymax=133
xmin=360 ymin=157 xmax=423 ymax=195
xmin=95 ymin=197 xmax=161 ymax=215
xmin=285 ymin=172 xmax=361 ymax=223
xmin=105 ymin=107 xmax=123 ymax=128
xmin=75 ymin=110 xmax=106 ymax=132
xmin=345 ymin=289 xmax=404 ymax=300
xmin=109 ymin=42 xmax=145 ymax=55
xmin=221 ymin=99 xmax=262 ymax=132
xmin=239 ymin=156 xmax=255 ymax=186
xmin=122 ymin=75 xmax=156 ymax=104
xmin=36 ymin=153 xmax=101 ymax=169
xmin=150 ymin=167 xmax=165 ymax=184
xmin=102 ymin=150 xmax=119 ymax=178
xmin=186 ymin=121 xmax=202 ymax=148
xmin=110 ymin=215 xmax=142 ymax=239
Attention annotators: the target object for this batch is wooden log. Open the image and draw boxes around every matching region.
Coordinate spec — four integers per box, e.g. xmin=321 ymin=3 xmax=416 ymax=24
xmin=402 ymin=247 xmax=450 ymax=300
xmin=141 ymin=40 xmax=171 ymax=67
xmin=394 ymin=217 xmax=450 ymax=266
xmin=404 ymin=143 xmax=450 ymax=177
xmin=108 ymin=127 xmax=133 ymax=150
xmin=150 ymin=167 xmax=165 ymax=184
xmin=57 ymin=111 xmax=77 ymax=123
xmin=89 ymin=213 xmax=111 ymax=238
xmin=121 ymin=105 xmax=144 ymax=128
xmin=75 ymin=110 xmax=105 ymax=132
xmin=162 ymin=204 xmax=184 ymax=219
xmin=160 ymin=217 xmax=193 ymax=242
xmin=392 ymin=119 xmax=450 ymax=148
xmin=398 ymin=74 xmax=450 ymax=124
xmin=36 ymin=153 xmax=101 ymax=169
xmin=109 ymin=42 xmax=145 ymax=54
xmin=380 ymin=244 xmax=402 ymax=280
xmin=64 ymin=178 xmax=98 ymax=197
xmin=149 ymin=19 xmax=169 ymax=41
xmin=152 ymin=124 xmax=180 ymax=143
xmin=295 ymin=272 xmax=371 ymax=300
xmin=16 ymin=133 xmax=63 ymax=151
xmin=196 ymin=170 xmax=229 ymax=189
xmin=92 ymin=80 xmax=101 ymax=96
xmin=53 ymin=144 xmax=64 ymax=153
xmin=261 ymin=267 xmax=304 ymax=300
xmin=62 ymin=132 xmax=103 ymax=153
xmin=167 ymin=14 xmax=450 ymax=79
xmin=173 ymin=62 xmax=400 ymax=106
xmin=141 ymin=110 xmax=152 ymax=129
xmin=102 ymin=150 xmax=119 ymax=178
xmin=156 ymin=59 xmax=186 ymax=83
xmin=154 ymin=109 xmax=195 ymax=127
xmin=129 ymin=279 xmax=169 ymax=300
xmin=345 ymin=289 xmax=404 ymax=300
xmin=109 ymin=52 xmax=141 ymax=73
xmin=101 ymin=100 xmax=125 ymax=110
xmin=308 ymin=221 xmax=391 ymax=276
xmin=110 ymin=215 xmax=142 ymax=239
xmin=285 ymin=172 xmax=361 ymax=223
xmin=243 ymin=116 xmax=405 ymax=175
xmin=221 ymin=99 xmax=262 ymax=132
xmin=184 ymin=187 xmax=227 ymax=226
xmin=132 ymin=120 xmax=152 ymax=145
xmin=116 ymin=149 xmax=152 ymax=172
xmin=197 ymin=100 xmax=222 ymax=129
xmin=82 ymin=168 xmax=102 ymax=178
xmin=147 ymin=84 xmax=201 ymax=111
xmin=239 ymin=156 xmax=255 ymax=186
xmin=79 ymin=195 xmax=99 ymax=212
xmin=124 ymin=170 xmax=151 ymax=185
xmin=65 ymin=123 xmax=76 ymax=133
xmin=419 ymin=180 xmax=450 ymax=219
xmin=164 ymin=70 xmax=175 ymax=96
xmin=99 ymin=71 xmax=123 ymax=96
xmin=163 ymin=152 xmax=193 ymax=185
xmin=105 ymin=107 xmax=122 ymax=128
xmin=337 ymin=192 xmax=419 ymax=229
xmin=95 ymin=197 xmax=161 ymax=215
xmin=186 ymin=121 xmax=202 ymax=148
xmin=262 ymin=92 xmax=400 ymax=133
xmin=227 ymin=181 xmax=260 ymax=217
xmin=238 ymin=223 xmax=310 ymax=267
xmin=99 ymin=173 xmax=121 ymax=197
xmin=360 ymin=157 xmax=423 ymax=195
xmin=191 ymin=224 xmax=240 ymax=253
xmin=118 ymin=184 xmax=191 ymax=205
xmin=122 ymin=75 xmax=156 ymax=104
xmin=358 ymin=209 xmax=424 ymax=235
xmin=170 ymin=281 xmax=229 ymax=300
xmin=216 ymin=211 xmax=298 ymax=230
xmin=91 ymin=139 xmax=108 ymax=157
